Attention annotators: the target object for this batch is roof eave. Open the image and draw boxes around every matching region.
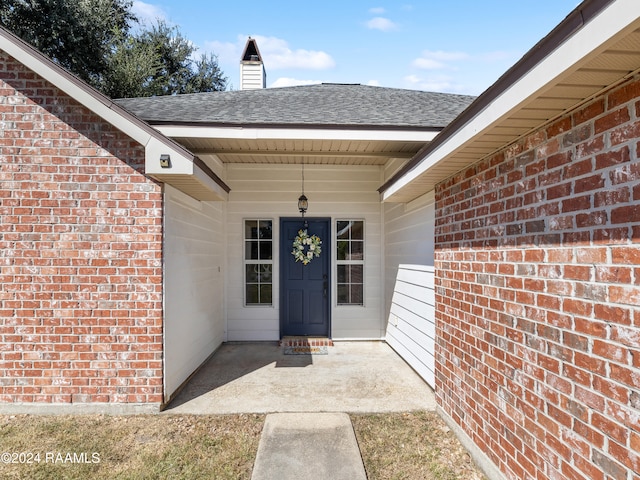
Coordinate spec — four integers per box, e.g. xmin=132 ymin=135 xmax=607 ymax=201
xmin=0 ymin=26 xmax=230 ymax=201
xmin=153 ymin=123 xmax=442 ymax=143
xmin=380 ymin=0 xmax=636 ymax=203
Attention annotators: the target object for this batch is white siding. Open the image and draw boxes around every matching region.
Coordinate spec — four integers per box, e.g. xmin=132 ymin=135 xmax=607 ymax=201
xmin=240 ymin=63 xmax=265 ymax=90
xmin=383 ymin=191 xmax=436 ymax=387
xmin=226 ymin=164 xmax=384 ymax=340
xmin=383 ymin=192 xmax=435 ymax=314
xmin=385 ymin=265 xmax=436 ymax=387
xmin=164 ymin=185 xmax=225 ymax=401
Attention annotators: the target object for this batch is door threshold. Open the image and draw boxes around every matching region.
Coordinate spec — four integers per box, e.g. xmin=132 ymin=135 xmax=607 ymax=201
xmin=280 ymin=336 xmax=333 ymax=354
xmin=279 ymin=336 xmax=334 ymax=347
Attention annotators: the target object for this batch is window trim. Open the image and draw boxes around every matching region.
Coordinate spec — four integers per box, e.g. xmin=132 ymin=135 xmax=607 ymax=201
xmin=243 ymin=218 xmax=274 ymax=307
xmin=335 ymin=219 xmax=365 ymax=307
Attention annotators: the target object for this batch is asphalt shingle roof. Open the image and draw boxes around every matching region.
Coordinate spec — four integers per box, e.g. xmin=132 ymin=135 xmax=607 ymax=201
xmin=115 ymin=83 xmax=475 ymax=129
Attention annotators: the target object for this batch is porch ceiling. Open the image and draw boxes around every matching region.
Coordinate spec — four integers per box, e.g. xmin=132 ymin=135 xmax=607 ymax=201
xmin=381 ymin=4 xmax=640 ymax=203
xmin=173 ymin=137 xmax=428 ymax=166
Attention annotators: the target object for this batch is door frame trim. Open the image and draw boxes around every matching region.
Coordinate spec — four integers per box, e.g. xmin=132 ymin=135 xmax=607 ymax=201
xmin=279 ymin=217 xmax=332 ymax=338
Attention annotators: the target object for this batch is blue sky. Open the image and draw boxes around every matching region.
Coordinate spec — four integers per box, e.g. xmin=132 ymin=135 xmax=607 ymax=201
xmin=132 ymin=1 xmax=580 ymax=95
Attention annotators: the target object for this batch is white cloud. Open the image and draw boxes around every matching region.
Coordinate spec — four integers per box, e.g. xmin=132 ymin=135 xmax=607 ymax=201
xmin=131 ymin=1 xmax=168 ymax=26
xmin=206 ymin=40 xmax=242 ymax=65
xmin=412 ymin=58 xmax=446 ymax=70
xmin=270 ymin=77 xmax=323 ymax=88
xmin=369 ymin=7 xmax=386 ymax=14
xmin=412 ymin=50 xmax=469 ymax=70
xmin=258 ymin=36 xmax=335 ymax=69
xmin=403 ymin=74 xmax=473 ymax=94
xmin=207 ymin=35 xmax=335 ymax=71
xmin=367 ymin=79 xmax=381 ymax=86
xmin=366 ymin=17 xmax=398 ymax=32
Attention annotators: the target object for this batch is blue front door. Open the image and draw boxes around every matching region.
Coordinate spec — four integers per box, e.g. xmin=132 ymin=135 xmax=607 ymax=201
xmin=280 ymin=218 xmax=330 ymax=337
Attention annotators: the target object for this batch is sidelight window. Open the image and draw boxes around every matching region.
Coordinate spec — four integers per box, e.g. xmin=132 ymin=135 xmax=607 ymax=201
xmin=244 ymin=219 xmax=273 ymax=305
xmin=336 ymin=220 xmax=364 ymax=305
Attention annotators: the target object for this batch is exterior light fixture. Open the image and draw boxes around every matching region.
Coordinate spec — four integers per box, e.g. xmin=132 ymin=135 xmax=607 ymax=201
xmin=160 ymin=154 xmax=171 ymax=168
xmin=298 ymin=162 xmax=308 ymax=217
xmin=298 ymin=193 xmax=308 ymax=216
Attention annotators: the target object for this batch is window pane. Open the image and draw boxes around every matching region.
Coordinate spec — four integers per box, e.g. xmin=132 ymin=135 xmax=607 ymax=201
xmin=246 ymin=284 xmax=259 ymax=304
xmin=337 ymin=265 xmax=348 ymax=283
xmin=337 ymin=221 xmax=350 ymax=239
xmin=350 ymin=265 xmax=363 ymax=283
xmin=337 ymin=284 xmax=349 ymax=304
xmin=350 ymin=284 xmax=363 ymax=305
xmin=337 ymin=241 xmax=348 ymax=260
xmin=258 ymin=264 xmax=272 ymax=283
xmin=350 ymin=241 xmax=364 ymax=260
xmin=259 ymin=221 xmax=272 ymax=239
xmin=351 ymin=221 xmax=364 ymax=240
xmin=245 ymin=220 xmax=258 ymax=239
xmin=259 ymin=241 xmax=272 ymax=260
xmin=245 ymin=241 xmax=258 ymax=260
xmin=259 ymin=284 xmax=272 ymax=304
xmin=246 ymin=264 xmax=259 ymax=283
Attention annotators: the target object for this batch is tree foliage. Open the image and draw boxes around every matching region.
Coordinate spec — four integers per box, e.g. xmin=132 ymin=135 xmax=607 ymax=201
xmin=0 ymin=0 xmax=228 ymax=97
xmin=0 ymin=0 xmax=134 ymax=85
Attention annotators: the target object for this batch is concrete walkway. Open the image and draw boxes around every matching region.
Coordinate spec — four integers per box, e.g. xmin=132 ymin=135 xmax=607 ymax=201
xmin=251 ymin=413 xmax=367 ymax=480
xmin=164 ymin=341 xmax=435 ymax=478
xmin=164 ymin=341 xmax=436 ymax=414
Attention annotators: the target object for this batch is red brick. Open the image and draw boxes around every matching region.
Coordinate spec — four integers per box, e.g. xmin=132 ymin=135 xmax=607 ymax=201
xmin=594 ymin=106 xmax=631 ymax=134
xmin=609 ymin=78 xmax=640 ymax=108
xmin=609 ymin=285 xmax=640 ymax=305
xmin=562 ymin=194 xmax=591 ymax=213
xmin=595 ymin=145 xmax=631 ymax=169
xmin=0 ymin=54 xmax=162 ymax=406
xmin=546 ymin=117 xmax=572 ymax=138
xmin=434 ymin=74 xmax=640 ymax=480
xmin=593 ymin=339 xmax=629 ymax=364
xmin=611 ymin=204 xmax=640 ymax=224
xmin=612 ymin=246 xmax=640 ymax=264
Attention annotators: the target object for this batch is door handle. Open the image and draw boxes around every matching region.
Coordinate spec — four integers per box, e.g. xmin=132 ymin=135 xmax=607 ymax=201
xmin=323 ymin=274 xmax=328 ymax=298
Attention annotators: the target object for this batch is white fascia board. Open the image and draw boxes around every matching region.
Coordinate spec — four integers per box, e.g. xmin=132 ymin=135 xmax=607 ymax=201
xmin=1 ymin=32 xmax=199 ymax=183
xmin=156 ymin=125 xmax=438 ymax=143
xmin=382 ymin=0 xmax=640 ymax=201
xmin=193 ymin=163 xmax=229 ymax=201
xmin=1 ymin=36 xmax=149 ymax=147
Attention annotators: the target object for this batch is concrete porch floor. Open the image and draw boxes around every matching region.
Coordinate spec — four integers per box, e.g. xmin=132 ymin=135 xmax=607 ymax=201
xmin=163 ymin=341 xmax=436 ymax=414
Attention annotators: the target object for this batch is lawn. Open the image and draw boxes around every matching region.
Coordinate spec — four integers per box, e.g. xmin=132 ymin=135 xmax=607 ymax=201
xmin=0 ymin=411 xmax=486 ymax=479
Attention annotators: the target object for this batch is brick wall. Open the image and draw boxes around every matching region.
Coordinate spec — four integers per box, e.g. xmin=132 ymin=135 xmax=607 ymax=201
xmin=0 ymin=53 xmax=164 ymax=404
xmin=435 ymin=75 xmax=640 ymax=480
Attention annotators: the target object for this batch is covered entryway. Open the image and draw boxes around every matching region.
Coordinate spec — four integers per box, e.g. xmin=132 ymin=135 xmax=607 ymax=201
xmin=280 ymin=218 xmax=331 ymax=337
xmin=117 ymin=83 xmax=473 ymax=344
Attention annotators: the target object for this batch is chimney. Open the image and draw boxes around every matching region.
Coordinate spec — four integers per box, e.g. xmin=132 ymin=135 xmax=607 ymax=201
xmin=240 ymin=37 xmax=266 ymax=90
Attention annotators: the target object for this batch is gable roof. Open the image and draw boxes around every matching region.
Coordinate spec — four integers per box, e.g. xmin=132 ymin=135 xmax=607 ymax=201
xmin=116 ymin=84 xmax=475 ymax=130
xmin=0 ymin=25 xmax=229 ymax=201
xmin=381 ymin=0 xmax=640 ymax=202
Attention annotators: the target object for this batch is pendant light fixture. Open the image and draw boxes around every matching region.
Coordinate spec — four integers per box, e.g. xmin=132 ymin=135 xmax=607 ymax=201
xmin=298 ymin=162 xmax=308 ymax=218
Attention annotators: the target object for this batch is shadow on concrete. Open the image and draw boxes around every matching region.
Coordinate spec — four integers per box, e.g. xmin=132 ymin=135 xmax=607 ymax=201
xmin=163 ymin=341 xmax=436 ymax=414
xmin=166 ymin=342 xmax=309 ymax=410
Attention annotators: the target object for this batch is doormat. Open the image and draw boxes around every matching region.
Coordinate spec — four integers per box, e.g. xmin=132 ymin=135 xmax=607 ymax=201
xmin=280 ymin=337 xmax=333 ymax=355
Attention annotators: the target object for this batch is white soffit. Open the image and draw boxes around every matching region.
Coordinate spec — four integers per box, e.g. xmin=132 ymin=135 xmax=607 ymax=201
xmin=382 ymin=0 xmax=640 ymax=202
